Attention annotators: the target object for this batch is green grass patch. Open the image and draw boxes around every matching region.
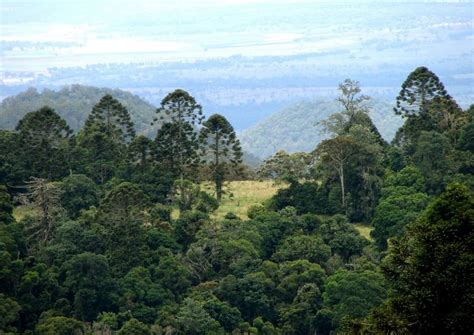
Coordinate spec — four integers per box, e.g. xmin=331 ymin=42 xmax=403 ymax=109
xmin=206 ymin=180 xmax=283 ymax=220
xmin=13 ymin=205 xmax=37 ymax=221
xmin=354 ymin=223 xmax=373 ymax=241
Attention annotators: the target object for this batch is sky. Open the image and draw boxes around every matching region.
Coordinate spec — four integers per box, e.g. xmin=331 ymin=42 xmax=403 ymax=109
xmin=2 ymin=0 xmax=473 ymax=71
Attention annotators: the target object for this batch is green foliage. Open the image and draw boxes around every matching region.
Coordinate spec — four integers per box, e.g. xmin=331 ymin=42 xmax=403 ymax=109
xmin=0 ymin=85 xmax=157 ymax=133
xmin=278 ymin=283 xmax=321 ymax=334
xmin=35 ymin=316 xmax=84 ymax=335
xmin=0 ymin=293 xmax=21 ymax=332
xmin=375 ymin=184 xmax=474 ymax=334
xmin=24 ymin=178 xmax=64 ymax=246
xmin=272 ymin=234 xmax=331 ymax=264
xmin=317 ymin=215 xmax=368 ymax=261
xmin=155 ymin=89 xmax=203 ymax=181
xmin=16 ymin=106 xmax=72 ymax=179
xmin=0 ymin=130 xmax=22 ymax=185
xmin=200 ymin=114 xmax=243 ymax=201
xmin=394 ymin=66 xmax=449 ymax=117
xmin=269 ymin=181 xmax=337 ymax=215
xmin=319 ymin=269 xmax=387 ymax=333
xmin=84 ymin=94 xmax=136 ymax=143
xmin=240 ymin=99 xmax=401 ymax=160
xmin=371 ymin=166 xmax=430 ymax=249
xmin=0 ymin=185 xmax=14 ymax=224
xmin=412 ymin=130 xmax=453 ymax=194
xmin=98 ymin=182 xmax=150 ymax=274
xmin=128 ymin=135 xmax=155 ymax=170
xmin=458 ymin=120 xmax=474 ymax=152
xmin=0 ymin=78 xmax=471 ymax=334
xmin=118 ymin=318 xmax=151 ymax=335
xmin=175 ymin=298 xmax=223 ymax=334
xmin=257 ymin=150 xmax=312 ymax=182
xmin=60 ymin=174 xmax=99 ymax=218
xmin=60 ymin=252 xmax=116 ymax=321
xmin=247 ymin=203 xmax=267 ymax=219
xmin=171 ymin=180 xmax=218 ymax=213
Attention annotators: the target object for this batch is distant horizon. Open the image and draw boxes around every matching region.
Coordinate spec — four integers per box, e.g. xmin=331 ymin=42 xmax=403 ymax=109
xmin=2 ymin=1 xmax=473 ymax=72
xmin=1 ymin=0 xmax=473 ymax=135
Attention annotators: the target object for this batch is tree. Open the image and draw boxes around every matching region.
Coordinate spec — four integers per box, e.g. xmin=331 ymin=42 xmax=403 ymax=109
xmin=393 ymin=67 xmax=458 ymax=152
xmin=35 ymin=316 xmax=84 ymax=335
xmin=98 ymin=182 xmax=150 ymax=274
xmin=199 ymin=114 xmax=242 ymax=202
xmin=175 ymin=298 xmax=222 ymax=334
xmin=61 ymin=252 xmax=117 ymax=321
xmin=276 ymin=260 xmax=326 ymax=304
xmin=279 ymin=283 xmax=322 ymax=334
xmin=118 ymin=318 xmax=151 ymax=335
xmin=377 ymin=184 xmax=474 ymax=334
xmin=458 ymin=118 xmax=474 ymax=152
xmin=319 ymin=79 xmax=370 ymax=136
xmin=202 ymin=295 xmax=243 ymax=333
xmin=128 ymin=135 xmax=155 ymax=171
xmin=99 ymin=182 xmax=149 ymax=219
xmin=151 ymin=253 xmax=193 ymax=301
xmin=24 ymin=177 xmax=64 ymax=246
xmin=0 ymin=293 xmax=21 ymax=332
xmin=412 ymin=131 xmax=452 ymax=194
xmin=171 ymin=179 xmax=218 ymax=213
xmin=0 ymin=185 xmax=14 ymax=224
xmin=74 ymin=125 xmax=123 ymax=184
xmin=0 ymin=130 xmax=22 ymax=185
xmin=154 ymin=122 xmax=186 ymax=174
xmin=60 ymin=174 xmax=99 ymax=218
xmin=371 ymin=166 xmax=429 ymax=249
xmin=317 ymin=215 xmax=368 ymax=261
xmin=394 ymin=66 xmax=449 ymax=118
xmin=16 ymin=106 xmax=72 ymax=179
xmin=258 ymin=151 xmax=312 ymax=182
xmin=314 ymin=136 xmax=359 ymax=207
xmin=84 ymin=94 xmax=135 ymax=143
xmin=272 ymin=234 xmax=331 ymax=264
xmin=427 ymin=96 xmax=465 ymax=145
xmin=316 ymin=80 xmax=385 ymax=221
xmin=319 ymin=269 xmax=387 ymax=333
xmin=155 ymin=89 xmax=203 ymax=177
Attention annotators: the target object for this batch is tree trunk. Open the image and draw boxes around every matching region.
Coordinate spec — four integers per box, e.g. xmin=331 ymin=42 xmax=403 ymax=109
xmin=339 ymin=164 xmax=345 ymax=208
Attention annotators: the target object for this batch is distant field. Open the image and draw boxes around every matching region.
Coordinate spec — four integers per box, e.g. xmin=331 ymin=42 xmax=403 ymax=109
xmin=203 ymin=180 xmax=283 ymax=220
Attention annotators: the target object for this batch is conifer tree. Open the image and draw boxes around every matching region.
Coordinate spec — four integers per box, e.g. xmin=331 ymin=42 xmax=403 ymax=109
xmin=84 ymin=94 xmax=135 ymax=143
xmin=16 ymin=106 xmax=72 ymax=180
xmin=155 ymin=89 xmax=204 ymax=209
xmin=199 ymin=114 xmax=242 ymax=202
xmin=394 ymin=66 xmax=449 ymax=117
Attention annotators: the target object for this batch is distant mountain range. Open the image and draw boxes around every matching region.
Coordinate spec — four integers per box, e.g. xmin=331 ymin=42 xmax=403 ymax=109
xmin=239 ymin=99 xmax=404 ymax=159
xmin=0 ymin=85 xmax=158 ymax=136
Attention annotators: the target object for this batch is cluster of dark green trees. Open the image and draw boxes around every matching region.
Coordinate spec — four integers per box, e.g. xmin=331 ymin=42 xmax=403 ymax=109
xmin=0 ymin=67 xmax=473 ymax=334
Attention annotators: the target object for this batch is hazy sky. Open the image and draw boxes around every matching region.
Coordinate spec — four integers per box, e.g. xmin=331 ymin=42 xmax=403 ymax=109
xmin=2 ymin=0 xmax=473 ymax=72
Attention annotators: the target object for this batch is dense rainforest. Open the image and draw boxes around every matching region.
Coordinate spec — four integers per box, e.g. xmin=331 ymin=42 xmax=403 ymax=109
xmin=0 ymin=66 xmax=473 ymax=334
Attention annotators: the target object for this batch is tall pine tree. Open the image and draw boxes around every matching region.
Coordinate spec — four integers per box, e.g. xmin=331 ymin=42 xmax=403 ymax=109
xmin=154 ymin=89 xmax=204 ymax=210
xmin=84 ymin=94 xmax=135 ymax=143
xmin=199 ymin=114 xmax=242 ymax=202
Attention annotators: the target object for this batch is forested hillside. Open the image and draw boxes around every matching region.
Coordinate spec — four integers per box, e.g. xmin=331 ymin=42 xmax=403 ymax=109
xmin=0 ymin=85 xmax=158 ymax=135
xmin=0 ymin=67 xmax=473 ymax=334
xmin=240 ymin=99 xmax=403 ymax=159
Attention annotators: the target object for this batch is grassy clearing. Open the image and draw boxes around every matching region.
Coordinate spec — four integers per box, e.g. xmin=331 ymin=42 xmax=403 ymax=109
xmin=13 ymin=205 xmax=37 ymax=221
xmin=205 ymin=180 xmax=283 ymax=220
xmin=354 ymin=223 xmax=374 ymax=241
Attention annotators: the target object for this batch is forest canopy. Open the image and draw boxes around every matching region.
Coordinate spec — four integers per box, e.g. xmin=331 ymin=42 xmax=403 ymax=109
xmin=0 ymin=67 xmax=473 ymax=334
